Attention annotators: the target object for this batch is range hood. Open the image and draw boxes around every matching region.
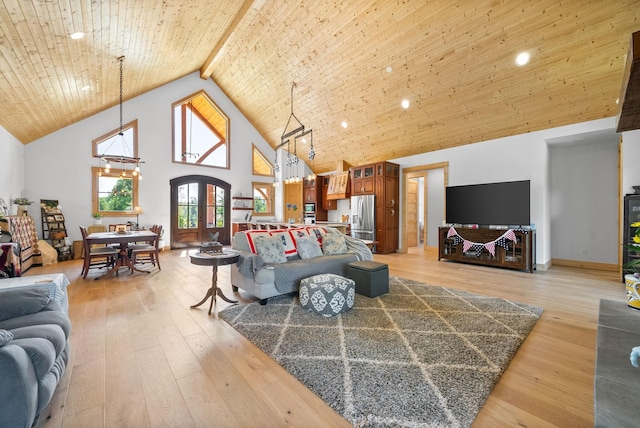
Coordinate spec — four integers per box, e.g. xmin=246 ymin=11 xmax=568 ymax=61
xmin=326 ymin=171 xmax=350 ymax=200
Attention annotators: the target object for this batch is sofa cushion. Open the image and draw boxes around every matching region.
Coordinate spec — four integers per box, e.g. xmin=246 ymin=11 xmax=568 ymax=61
xmin=0 ymin=287 xmax=51 ymax=322
xmin=11 ymin=324 xmax=68 ymax=356
xmin=0 ymin=329 xmax=13 ymax=346
xmin=296 ymin=235 xmax=323 ymax=259
xmin=0 ymin=301 xmax=71 ymax=338
xmin=254 ymin=235 xmax=287 ymax=264
xmin=322 ymin=234 xmax=348 ymax=255
xmin=12 ymin=337 xmax=56 ymax=379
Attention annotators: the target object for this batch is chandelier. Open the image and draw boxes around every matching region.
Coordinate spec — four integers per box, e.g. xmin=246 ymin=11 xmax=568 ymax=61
xmin=98 ymin=56 xmax=144 ymax=179
xmin=274 ymin=83 xmax=315 ymax=186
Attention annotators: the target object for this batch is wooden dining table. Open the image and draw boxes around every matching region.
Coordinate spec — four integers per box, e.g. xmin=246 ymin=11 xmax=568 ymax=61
xmin=85 ymin=230 xmax=157 ymax=278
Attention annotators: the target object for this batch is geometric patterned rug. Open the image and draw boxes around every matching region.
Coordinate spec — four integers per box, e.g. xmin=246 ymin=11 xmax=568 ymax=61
xmin=219 ymin=276 xmax=543 ymax=427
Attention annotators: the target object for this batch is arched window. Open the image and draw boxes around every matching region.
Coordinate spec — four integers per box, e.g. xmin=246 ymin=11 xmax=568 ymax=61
xmin=172 ymin=91 xmax=229 ymax=169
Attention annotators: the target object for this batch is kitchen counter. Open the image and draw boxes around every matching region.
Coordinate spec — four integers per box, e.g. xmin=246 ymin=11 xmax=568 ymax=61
xmin=315 ymin=221 xmax=350 ymax=234
xmin=233 ymin=221 xmax=350 ymax=234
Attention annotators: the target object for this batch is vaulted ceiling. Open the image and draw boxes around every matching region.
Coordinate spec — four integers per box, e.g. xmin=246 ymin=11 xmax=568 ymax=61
xmin=1 ymin=0 xmax=639 ymax=173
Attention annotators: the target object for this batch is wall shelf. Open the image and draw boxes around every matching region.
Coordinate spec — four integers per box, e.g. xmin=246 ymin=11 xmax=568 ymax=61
xmin=232 ymin=196 xmax=253 ymax=210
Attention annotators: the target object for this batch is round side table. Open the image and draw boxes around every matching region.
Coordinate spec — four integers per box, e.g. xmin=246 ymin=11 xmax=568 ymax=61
xmin=190 ymin=251 xmax=240 ymax=314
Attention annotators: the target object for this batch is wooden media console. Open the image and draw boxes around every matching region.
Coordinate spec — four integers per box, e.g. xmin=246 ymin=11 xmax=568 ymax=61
xmin=438 ymin=226 xmax=536 ymax=273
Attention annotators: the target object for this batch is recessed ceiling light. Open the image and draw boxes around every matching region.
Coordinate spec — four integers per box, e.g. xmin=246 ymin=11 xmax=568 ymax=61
xmin=386 ymin=66 xmax=392 ymax=73
xmin=70 ymin=32 xmax=85 ymax=40
xmin=341 ymin=121 xmax=348 ymax=128
xmin=515 ymin=52 xmax=530 ymax=66
xmin=401 ymin=99 xmax=410 ymax=109
xmin=80 ymin=85 xmax=90 ymax=91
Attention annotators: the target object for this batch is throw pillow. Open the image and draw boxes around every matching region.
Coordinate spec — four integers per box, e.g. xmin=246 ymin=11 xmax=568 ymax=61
xmin=253 ymin=235 xmax=287 ymax=264
xmin=296 ymin=235 xmax=323 ymax=259
xmin=269 ymin=230 xmax=297 ymax=257
xmin=322 ymin=233 xmax=348 ymax=255
xmin=242 ymin=230 xmax=271 ymax=253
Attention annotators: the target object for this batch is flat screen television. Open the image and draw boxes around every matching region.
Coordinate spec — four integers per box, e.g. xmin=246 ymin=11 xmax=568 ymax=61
xmin=445 ymin=180 xmax=530 ymax=226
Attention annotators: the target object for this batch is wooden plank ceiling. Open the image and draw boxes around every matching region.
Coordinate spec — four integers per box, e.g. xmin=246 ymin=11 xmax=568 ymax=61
xmin=1 ymin=0 xmax=639 ymax=173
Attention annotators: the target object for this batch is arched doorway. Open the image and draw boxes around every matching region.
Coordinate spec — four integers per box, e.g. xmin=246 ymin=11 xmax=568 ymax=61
xmin=169 ymin=175 xmax=231 ymax=248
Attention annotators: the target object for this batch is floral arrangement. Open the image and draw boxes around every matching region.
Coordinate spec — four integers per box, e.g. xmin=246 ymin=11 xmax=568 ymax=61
xmin=624 ymin=221 xmax=640 ymax=276
xmin=93 ymin=212 xmax=103 ymax=218
xmin=12 ymin=197 xmax=33 ymax=205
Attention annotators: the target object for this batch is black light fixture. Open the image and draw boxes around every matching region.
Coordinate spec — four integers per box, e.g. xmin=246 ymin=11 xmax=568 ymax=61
xmin=275 ymin=83 xmax=315 ymax=185
xmin=98 ymin=56 xmax=144 ymax=179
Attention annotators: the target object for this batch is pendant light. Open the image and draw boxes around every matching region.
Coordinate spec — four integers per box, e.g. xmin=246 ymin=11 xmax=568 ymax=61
xmin=98 ymin=56 xmax=144 ymax=178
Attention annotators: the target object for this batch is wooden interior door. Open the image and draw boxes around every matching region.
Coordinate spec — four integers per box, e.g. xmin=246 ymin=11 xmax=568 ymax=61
xmin=406 ymin=179 xmax=419 ymax=247
xmin=283 ymin=182 xmax=303 ymax=224
xmin=170 ymin=175 xmax=231 ymax=248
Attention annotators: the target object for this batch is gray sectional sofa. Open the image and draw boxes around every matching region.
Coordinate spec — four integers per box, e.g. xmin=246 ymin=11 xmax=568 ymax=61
xmin=231 ymin=226 xmax=372 ymax=304
xmin=0 ymin=285 xmax=71 ymax=428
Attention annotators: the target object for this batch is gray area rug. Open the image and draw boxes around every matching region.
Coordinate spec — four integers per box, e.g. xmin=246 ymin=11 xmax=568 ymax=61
xmin=219 ymin=276 xmax=543 ymax=427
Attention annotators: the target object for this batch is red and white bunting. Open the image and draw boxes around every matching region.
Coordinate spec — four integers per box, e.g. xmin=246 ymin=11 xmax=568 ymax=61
xmin=448 ymin=227 xmax=520 ymax=256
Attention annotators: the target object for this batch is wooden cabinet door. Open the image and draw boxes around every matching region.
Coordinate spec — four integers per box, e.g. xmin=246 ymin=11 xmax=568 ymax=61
xmin=303 ymin=186 xmax=315 ymax=202
xmin=321 ymin=177 xmax=336 ymax=210
xmin=385 ymin=177 xmax=399 ymax=207
xmin=283 ymin=182 xmax=303 ymax=223
xmin=303 ymin=177 xmax=317 ymax=203
xmin=353 ymin=177 xmax=375 ymax=195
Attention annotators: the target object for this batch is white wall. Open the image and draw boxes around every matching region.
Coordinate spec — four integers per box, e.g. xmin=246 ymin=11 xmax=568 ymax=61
xmin=426 ymin=169 xmax=444 ymax=247
xmin=391 ymin=117 xmax=618 ymax=267
xmin=24 ymin=72 xmax=275 ymax=243
xmin=0 ymin=126 xmax=25 ymax=215
xmin=549 ymin=139 xmax=618 ymax=263
xmin=622 ymin=129 xmax=640 ymax=195
xmin=327 ymin=198 xmax=351 ymax=223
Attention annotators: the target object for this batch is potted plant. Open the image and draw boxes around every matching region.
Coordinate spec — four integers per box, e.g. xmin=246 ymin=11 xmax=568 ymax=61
xmin=92 ymin=212 xmax=103 ymax=225
xmin=12 ymin=197 xmax=33 ymax=216
xmin=623 ymin=221 xmax=640 ymax=309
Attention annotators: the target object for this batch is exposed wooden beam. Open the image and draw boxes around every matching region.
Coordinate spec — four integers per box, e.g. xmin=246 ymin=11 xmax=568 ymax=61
xmin=199 ymin=0 xmax=259 ymax=80
xmin=617 ymin=30 xmax=640 ymax=132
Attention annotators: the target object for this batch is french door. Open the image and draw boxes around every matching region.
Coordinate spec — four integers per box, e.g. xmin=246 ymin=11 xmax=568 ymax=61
xmin=169 ymin=175 xmax=231 ymax=248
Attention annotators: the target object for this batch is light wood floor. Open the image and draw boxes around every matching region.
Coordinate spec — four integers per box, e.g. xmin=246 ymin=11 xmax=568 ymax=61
xmin=29 ymin=247 xmax=623 ymax=428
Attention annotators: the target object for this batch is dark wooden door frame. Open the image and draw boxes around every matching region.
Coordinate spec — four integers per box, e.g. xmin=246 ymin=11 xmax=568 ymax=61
xmin=169 ymin=175 xmax=231 ymax=248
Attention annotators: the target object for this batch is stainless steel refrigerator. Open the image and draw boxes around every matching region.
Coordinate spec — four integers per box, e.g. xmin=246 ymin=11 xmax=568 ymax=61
xmin=350 ymin=194 xmax=376 ymax=240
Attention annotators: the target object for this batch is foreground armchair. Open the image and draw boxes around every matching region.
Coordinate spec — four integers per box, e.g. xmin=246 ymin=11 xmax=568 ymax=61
xmin=0 ymin=286 xmax=71 ymax=428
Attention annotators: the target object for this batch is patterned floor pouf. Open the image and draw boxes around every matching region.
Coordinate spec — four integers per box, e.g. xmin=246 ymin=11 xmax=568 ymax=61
xmin=299 ymin=274 xmax=355 ymax=317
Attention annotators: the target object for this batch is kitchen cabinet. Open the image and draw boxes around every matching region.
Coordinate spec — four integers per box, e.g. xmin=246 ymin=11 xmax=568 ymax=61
xmin=321 ymin=176 xmax=337 ymax=210
xmin=232 ymin=222 xmax=249 ymax=235
xmin=350 ymin=161 xmax=399 ymax=254
xmin=303 ymin=177 xmax=319 ymax=203
xmin=303 ymin=176 xmax=328 ymax=221
xmin=350 ymin=165 xmax=376 ymax=195
xmin=373 ymin=162 xmax=399 ymax=254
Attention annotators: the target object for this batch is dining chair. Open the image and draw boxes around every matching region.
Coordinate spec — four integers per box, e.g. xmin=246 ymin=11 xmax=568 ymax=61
xmin=130 ymin=225 xmax=162 ymax=271
xmin=79 ymin=226 xmax=119 ymax=279
xmin=84 ymin=224 xmax=108 ymax=251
